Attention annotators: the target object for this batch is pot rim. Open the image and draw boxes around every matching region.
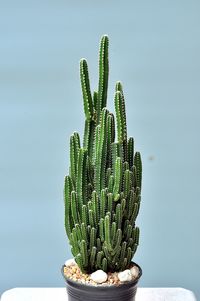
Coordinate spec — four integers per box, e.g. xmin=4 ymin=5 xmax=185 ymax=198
xmin=61 ymin=261 xmax=142 ymax=289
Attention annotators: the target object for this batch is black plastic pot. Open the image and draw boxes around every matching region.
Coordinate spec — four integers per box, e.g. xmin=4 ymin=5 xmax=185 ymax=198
xmin=61 ymin=263 xmax=142 ymax=301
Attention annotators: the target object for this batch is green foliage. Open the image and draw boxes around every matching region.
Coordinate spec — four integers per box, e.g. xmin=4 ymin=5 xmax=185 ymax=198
xmin=64 ymin=35 xmax=142 ymax=273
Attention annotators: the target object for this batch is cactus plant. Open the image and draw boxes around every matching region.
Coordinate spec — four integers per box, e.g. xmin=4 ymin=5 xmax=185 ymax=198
xmin=64 ymin=35 xmax=142 ymax=274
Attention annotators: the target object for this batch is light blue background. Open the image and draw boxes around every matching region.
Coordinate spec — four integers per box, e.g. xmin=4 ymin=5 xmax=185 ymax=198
xmin=0 ymin=0 xmax=200 ymax=299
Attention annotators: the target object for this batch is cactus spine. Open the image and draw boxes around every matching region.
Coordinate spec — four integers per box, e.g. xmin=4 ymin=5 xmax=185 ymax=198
xmin=64 ymin=35 xmax=142 ymax=273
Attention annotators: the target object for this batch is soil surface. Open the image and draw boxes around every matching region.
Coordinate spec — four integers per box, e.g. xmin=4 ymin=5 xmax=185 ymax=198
xmin=63 ymin=263 xmax=139 ymax=286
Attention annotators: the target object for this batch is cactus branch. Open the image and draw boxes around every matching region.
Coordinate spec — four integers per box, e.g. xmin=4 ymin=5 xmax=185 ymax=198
xmin=97 ymin=35 xmax=109 ymax=123
xmin=80 ymin=59 xmax=93 ymax=121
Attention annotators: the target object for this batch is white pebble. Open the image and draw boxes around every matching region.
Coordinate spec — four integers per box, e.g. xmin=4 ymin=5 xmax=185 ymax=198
xmin=65 ymin=258 xmax=76 ymax=267
xmin=90 ymin=270 xmax=108 ymax=284
xmin=118 ymin=269 xmax=132 ymax=282
xmin=130 ymin=266 xmax=139 ymax=279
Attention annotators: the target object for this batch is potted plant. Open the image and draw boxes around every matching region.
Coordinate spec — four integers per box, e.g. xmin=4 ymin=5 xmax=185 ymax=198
xmin=62 ymin=35 xmax=142 ymax=301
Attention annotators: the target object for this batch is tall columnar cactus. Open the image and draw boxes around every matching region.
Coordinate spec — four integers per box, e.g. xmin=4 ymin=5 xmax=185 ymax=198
xmin=64 ymin=35 xmax=142 ymax=273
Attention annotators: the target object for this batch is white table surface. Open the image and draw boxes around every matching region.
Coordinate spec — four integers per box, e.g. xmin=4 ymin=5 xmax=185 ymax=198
xmin=0 ymin=287 xmax=196 ymax=301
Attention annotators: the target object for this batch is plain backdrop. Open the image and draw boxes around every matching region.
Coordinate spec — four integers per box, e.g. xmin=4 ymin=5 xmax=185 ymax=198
xmin=0 ymin=0 xmax=200 ymax=299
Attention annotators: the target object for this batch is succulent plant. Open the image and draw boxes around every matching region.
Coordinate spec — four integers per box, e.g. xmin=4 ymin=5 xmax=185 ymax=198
xmin=64 ymin=35 xmax=142 ymax=273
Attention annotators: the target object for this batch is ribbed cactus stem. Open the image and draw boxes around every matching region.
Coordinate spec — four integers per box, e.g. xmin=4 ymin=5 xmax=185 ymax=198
xmin=115 ymin=91 xmax=124 ymax=143
xmin=99 ymin=218 xmax=104 ymax=242
xmin=89 ymin=227 xmax=96 ymax=251
xmin=97 ymin=35 xmax=109 ymax=124
xmin=90 ymin=246 xmax=97 ymax=267
xmin=71 ymin=191 xmax=79 ymax=224
xmin=134 ymin=152 xmax=142 ymax=189
xmin=113 ymin=157 xmax=122 ymax=201
xmin=64 ymin=175 xmax=73 ymax=237
xmin=104 ymin=214 xmax=112 ymax=250
xmin=81 ymin=205 xmax=88 ymax=225
xmin=95 ymin=108 xmax=108 ymax=195
xmin=97 ymin=251 xmax=104 ymax=269
xmin=112 ymin=229 xmax=122 ymax=255
xmin=75 ymin=253 xmax=85 ymax=273
xmin=91 ymin=190 xmax=99 ymax=225
xmin=128 ymin=137 xmax=134 ymax=167
xmin=77 ymin=148 xmax=87 ymax=209
xmin=80 ymin=240 xmax=88 ymax=267
xmin=80 ymin=59 xmax=93 ymax=121
xmin=72 ymin=228 xmax=79 ymax=254
xmin=83 ymin=120 xmax=95 ymax=159
xmin=115 ymin=81 xmax=127 ymax=140
xmin=81 ymin=223 xmax=88 ymax=243
xmin=93 ymin=91 xmax=98 ymax=113
xmin=102 ymin=257 xmax=108 ymax=272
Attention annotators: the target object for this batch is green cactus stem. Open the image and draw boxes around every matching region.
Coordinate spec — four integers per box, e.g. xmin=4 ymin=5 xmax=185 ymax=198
xmin=97 ymin=35 xmax=109 ymax=124
xmin=80 ymin=59 xmax=93 ymax=121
